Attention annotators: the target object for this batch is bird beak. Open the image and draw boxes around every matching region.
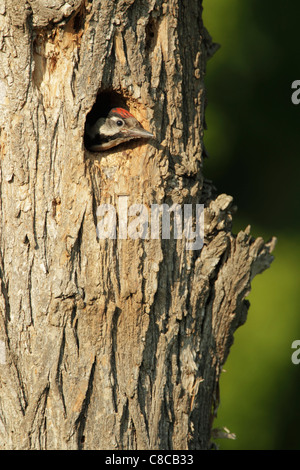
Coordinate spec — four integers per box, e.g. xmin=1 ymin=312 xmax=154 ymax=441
xmin=128 ymin=128 xmax=154 ymax=139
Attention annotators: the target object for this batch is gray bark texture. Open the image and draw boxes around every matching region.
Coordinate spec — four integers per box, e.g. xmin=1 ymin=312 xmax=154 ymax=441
xmin=0 ymin=0 xmax=275 ymax=450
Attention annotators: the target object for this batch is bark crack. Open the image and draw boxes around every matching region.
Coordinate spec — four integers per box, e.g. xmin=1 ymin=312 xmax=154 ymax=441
xmin=75 ymin=356 xmax=96 ymax=450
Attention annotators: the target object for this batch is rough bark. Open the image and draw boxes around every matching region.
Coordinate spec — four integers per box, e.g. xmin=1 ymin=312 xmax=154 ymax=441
xmin=0 ymin=0 xmax=275 ymax=450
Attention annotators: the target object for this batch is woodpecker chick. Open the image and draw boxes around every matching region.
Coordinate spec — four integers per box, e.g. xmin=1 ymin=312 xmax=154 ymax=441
xmin=85 ymin=108 xmax=154 ymax=151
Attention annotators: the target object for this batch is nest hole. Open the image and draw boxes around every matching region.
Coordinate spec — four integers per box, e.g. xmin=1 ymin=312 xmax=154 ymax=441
xmin=86 ymin=90 xmax=127 ymax=127
xmin=84 ymin=90 xmax=128 ymax=150
xmin=84 ymin=90 xmax=151 ymax=152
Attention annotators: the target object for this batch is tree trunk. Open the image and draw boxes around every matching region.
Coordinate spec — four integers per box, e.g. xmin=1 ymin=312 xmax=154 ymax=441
xmin=0 ymin=0 xmax=275 ymax=450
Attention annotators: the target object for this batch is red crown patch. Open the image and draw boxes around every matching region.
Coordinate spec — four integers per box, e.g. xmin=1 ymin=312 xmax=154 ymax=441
xmin=110 ymin=108 xmax=134 ymax=119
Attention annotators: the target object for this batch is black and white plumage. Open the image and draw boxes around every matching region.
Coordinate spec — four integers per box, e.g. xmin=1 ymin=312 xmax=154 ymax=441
xmin=85 ymin=108 xmax=154 ymax=151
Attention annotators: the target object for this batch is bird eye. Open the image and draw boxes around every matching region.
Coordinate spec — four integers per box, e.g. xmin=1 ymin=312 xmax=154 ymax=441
xmin=116 ymin=120 xmax=123 ymax=127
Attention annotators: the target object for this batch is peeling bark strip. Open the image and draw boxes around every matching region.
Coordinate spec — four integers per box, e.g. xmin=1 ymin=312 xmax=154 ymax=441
xmin=0 ymin=0 xmax=275 ymax=450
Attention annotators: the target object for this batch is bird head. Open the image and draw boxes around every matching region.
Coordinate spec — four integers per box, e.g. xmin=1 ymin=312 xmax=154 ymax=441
xmin=85 ymin=108 xmax=154 ymax=151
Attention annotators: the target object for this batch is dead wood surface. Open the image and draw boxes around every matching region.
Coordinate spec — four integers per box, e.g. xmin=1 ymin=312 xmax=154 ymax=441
xmin=0 ymin=0 xmax=275 ymax=449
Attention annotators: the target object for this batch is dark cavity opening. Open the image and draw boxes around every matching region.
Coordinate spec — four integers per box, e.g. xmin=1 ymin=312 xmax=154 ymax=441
xmin=84 ymin=90 xmax=127 ymax=151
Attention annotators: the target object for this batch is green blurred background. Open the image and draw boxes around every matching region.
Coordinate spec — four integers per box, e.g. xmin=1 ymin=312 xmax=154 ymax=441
xmin=203 ymin=0 xmax=300 ymax=449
